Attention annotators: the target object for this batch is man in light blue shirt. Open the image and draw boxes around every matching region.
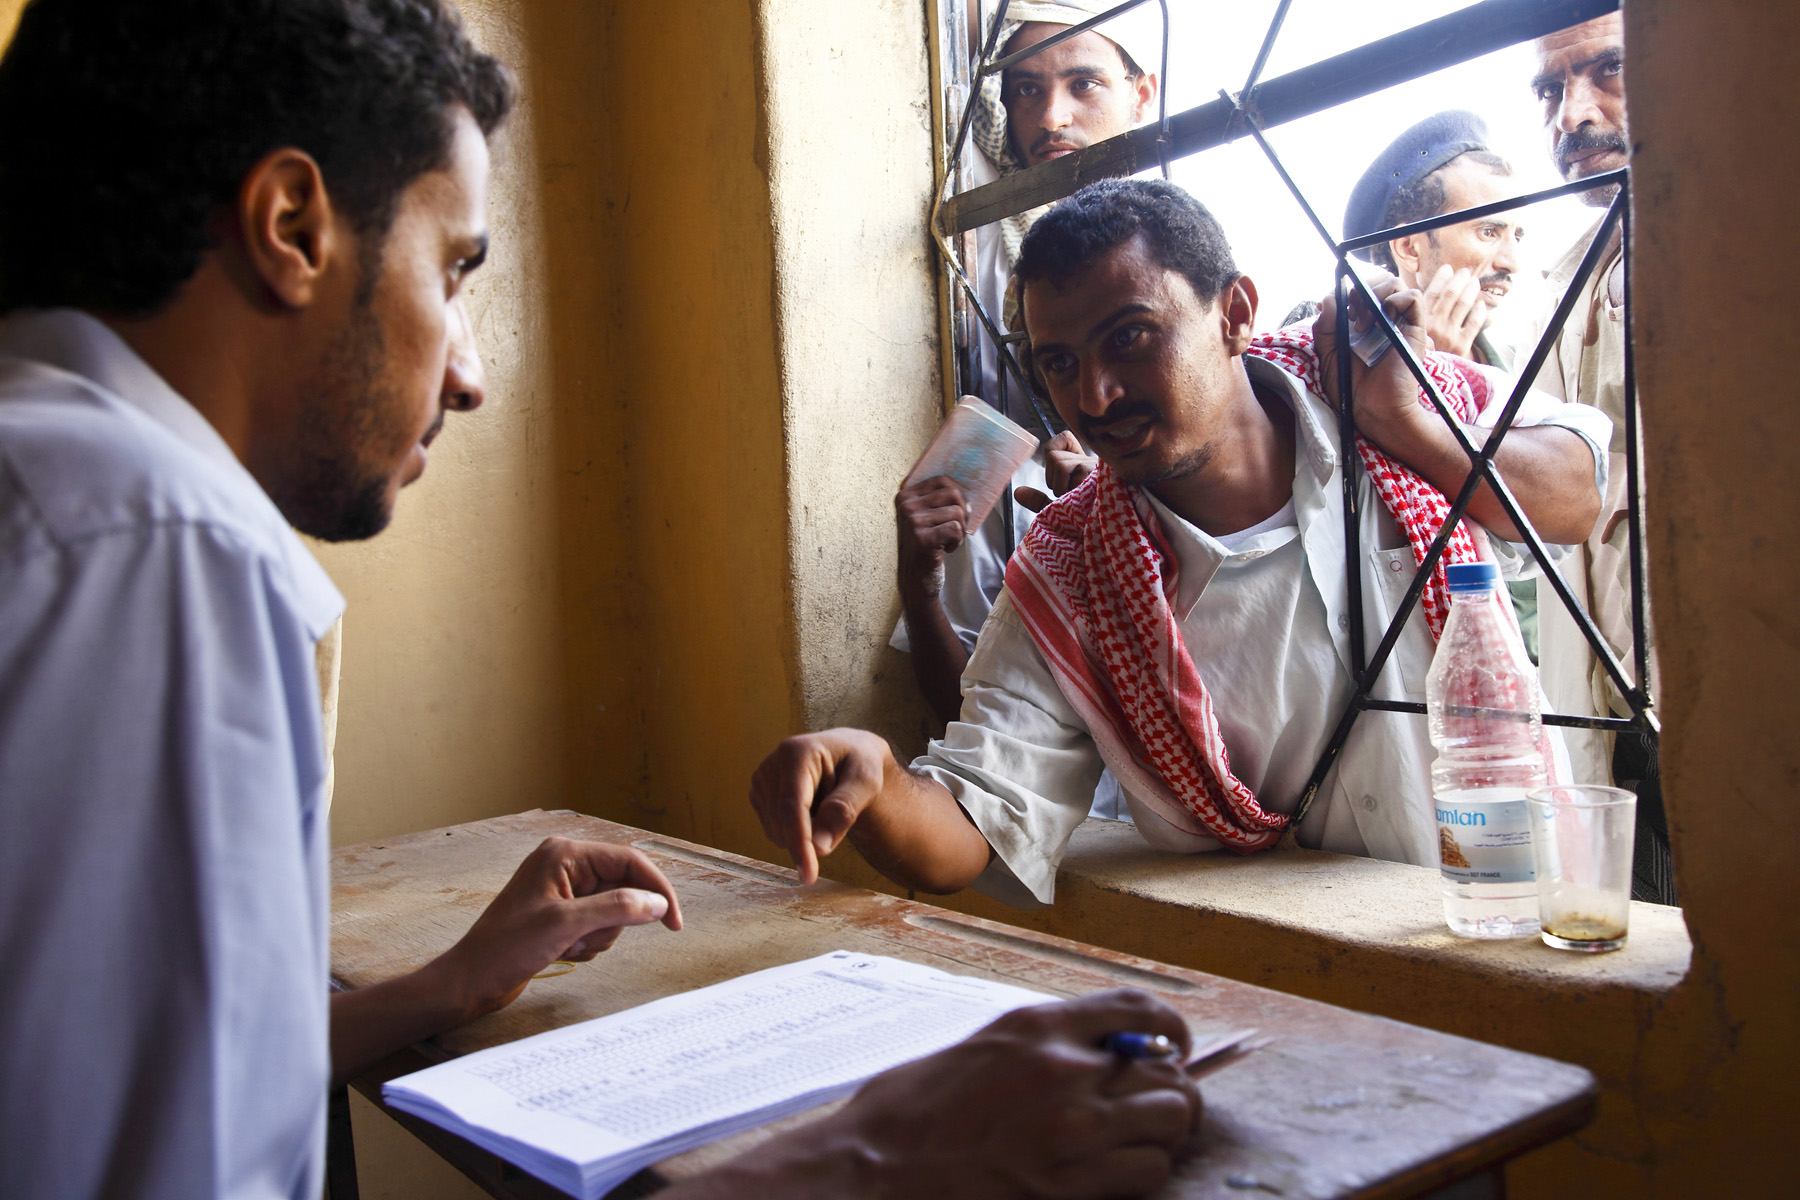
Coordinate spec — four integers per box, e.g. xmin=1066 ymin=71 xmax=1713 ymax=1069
xmin=0 ymin=3 xmax=692 ymax=1197
xmin=0 ymin=3 xmax=1202 ymax=1197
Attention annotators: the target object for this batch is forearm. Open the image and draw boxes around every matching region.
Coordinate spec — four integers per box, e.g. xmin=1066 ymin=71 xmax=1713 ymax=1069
xmin=900 ymin=595 xmax=971 ymax=727
xmin=1361 ymin=412 xmax=1600 ymax=544
xmin=850 ymin=749 xmax=994 ymax=894
xmin=329 ymin=958 xmax=476 ymax=1087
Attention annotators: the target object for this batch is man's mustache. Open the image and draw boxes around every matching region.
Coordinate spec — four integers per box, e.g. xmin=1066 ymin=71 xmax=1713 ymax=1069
xmin=1478 ymin=270 xmax=1512 ymax=290
xmin=1079 ymin=399 xmax=1158 ymax=443
xmin=1555 ymin=126 xmax=1627 ymax=174
xmin=1030 ymin=130 xmax=1087 ymax=157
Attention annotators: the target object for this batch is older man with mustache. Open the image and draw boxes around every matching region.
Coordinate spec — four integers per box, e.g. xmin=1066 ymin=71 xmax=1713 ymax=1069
xmin=1524 ymin=11 xmax=1675 ymax=905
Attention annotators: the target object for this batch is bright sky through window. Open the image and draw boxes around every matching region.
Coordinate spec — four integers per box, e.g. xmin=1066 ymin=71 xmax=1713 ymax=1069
xmin=1159 ymin=0 xmax=1598 ymax=338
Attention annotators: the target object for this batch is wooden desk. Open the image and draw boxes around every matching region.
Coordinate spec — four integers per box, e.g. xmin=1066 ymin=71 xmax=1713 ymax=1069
xmin=331 ymin=811 xmax=1596 ymax=1200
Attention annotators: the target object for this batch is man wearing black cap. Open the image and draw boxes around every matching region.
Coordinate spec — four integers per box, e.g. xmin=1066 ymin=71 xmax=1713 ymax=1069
xmin=1344 ymin=111 xmax=1524 ymax=369
xmin=1345 ymin=111 xmax=1544 ymax=655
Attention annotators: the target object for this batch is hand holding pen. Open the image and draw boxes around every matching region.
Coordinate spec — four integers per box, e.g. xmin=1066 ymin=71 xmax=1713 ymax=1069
xmin=1103 ymin=1027 xmax=1273 ymax=1079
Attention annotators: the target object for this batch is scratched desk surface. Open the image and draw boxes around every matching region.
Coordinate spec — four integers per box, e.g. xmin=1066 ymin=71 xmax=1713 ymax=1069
xmin=332 ymin=810 xmax=1595 ymax=1200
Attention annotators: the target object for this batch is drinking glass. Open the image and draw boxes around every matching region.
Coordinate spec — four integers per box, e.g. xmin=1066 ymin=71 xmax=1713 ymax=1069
xmin=1525 ymin=785 xmax=1637 ymax=953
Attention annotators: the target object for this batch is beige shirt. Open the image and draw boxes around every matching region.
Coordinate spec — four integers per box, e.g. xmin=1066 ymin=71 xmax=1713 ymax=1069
xmin=1531 ymin=215 xmax=1656 ymax=784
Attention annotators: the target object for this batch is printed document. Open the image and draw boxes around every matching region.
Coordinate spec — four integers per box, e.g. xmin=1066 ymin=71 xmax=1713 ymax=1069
xmin=384 ymin=950 xmax=1054 ymax=1198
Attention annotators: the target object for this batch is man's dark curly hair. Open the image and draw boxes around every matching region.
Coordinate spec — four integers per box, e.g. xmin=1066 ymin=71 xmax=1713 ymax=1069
xmin=1014 ymin=178 xmax=1239 ymax=332
xmin=0 ymin=0 xmax=514 ymax=316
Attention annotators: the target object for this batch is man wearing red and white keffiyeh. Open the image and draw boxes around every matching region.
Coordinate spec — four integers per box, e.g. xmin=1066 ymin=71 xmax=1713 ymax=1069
xmin=750 ymin=180 xmax=1609 ymax=906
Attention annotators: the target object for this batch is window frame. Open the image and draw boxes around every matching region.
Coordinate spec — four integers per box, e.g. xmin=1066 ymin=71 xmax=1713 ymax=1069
xmin=925 ymin=0 xmax=1655 ymax=830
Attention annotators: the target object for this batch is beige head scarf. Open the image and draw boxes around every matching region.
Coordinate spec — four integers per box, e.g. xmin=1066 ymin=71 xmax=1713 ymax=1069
xmin=970 ymin=1 xmax=1163 ymax=271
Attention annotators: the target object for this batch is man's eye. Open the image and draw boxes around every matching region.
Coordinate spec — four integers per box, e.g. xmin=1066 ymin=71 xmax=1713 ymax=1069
xmin=1535 ymin=83 xmax=1561 ymax=104
xmin=1071 ymin=77 xmax=1101 ymax=93
xmin=1601 ymin=59 xmax=1624 ymax=77
xmin=1038 ymin=352 xmax=1076 ymax=377
xmin=1110 ymin=326 xmax=1146 ymax=350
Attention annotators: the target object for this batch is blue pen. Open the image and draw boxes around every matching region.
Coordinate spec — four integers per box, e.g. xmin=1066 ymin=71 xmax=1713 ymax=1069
xmin=1102 ymin=1032 xmax=1179 ymax=1060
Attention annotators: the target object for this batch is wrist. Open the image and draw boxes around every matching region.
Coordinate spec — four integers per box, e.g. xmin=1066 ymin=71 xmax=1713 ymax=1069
xmin=898 ymin=563 xmax=946 ymax=609
xmin=1358 ymin=399 xmax=1438 ymax=463
xmin=412 ymin=944 xmax=497 ymax=1030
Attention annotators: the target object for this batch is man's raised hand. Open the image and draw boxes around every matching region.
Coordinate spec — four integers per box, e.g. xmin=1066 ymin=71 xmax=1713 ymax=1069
xmin=895 ymin=475 xmax=971 ymax=604
xmin=1017 ymin=430 xmax=1099 ymax=513
xmin=1418 ymin=263 xmax=1489 ymax=360
xmin=1312 ymin=273 xmax=1437 ymax=449
xmin=749 ymin=729 xmax=893 ymax=885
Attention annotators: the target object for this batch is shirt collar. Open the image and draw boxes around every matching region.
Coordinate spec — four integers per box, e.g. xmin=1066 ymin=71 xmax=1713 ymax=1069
xmin=0 ymin=308 xmax=344 ymax=639
xmin=1547 ymin=213 xmax=1618 ymax=287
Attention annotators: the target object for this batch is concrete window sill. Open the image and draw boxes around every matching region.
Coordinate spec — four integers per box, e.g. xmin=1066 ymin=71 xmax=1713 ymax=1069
xmin=938 ymin=817 xmax=1691 ymax=1005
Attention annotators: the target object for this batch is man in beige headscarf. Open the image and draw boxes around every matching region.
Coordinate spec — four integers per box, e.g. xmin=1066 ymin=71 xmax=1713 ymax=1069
xmin=970 ymin=2 xmax=1163 ymax=269
xmin=895 ymin=1 xmax=1159 ymax=739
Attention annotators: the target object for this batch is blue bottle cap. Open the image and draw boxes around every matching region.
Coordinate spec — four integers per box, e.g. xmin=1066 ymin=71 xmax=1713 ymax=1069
xmin=1445 ymin=562 xmax=1501 ymax=592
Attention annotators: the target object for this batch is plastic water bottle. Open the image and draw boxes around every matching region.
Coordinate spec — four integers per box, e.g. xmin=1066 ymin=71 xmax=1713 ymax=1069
xmin=1426 ymin=562 xmax=1545 ymax=939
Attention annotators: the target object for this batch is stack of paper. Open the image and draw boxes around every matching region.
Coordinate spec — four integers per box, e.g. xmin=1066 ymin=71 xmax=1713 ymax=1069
xmin=384 ymin=951 xmax=1055 ymax=1198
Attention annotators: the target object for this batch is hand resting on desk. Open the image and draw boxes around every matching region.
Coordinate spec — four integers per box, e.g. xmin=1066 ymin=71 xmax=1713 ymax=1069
xmin=750 ymin=728 xmax=994 ymax=895
xmin=662 ymin=987 xmax=1203 ymax=1200
xmin=330 ymin=837 xmax=682 ymax=1084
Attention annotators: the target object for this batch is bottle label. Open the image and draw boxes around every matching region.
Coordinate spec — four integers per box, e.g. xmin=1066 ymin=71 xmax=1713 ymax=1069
xmin=1434 ymin=790 xmax=1536 ymax=884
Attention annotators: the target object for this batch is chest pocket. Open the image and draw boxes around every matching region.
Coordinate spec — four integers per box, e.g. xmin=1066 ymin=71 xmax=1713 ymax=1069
xmin=1370 ymin=546 xmax=1430 ymax=695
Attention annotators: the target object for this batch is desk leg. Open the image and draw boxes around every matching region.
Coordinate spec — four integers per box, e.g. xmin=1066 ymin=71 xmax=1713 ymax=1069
xmin=328 ymin=1084 xmax=361 ymax=1200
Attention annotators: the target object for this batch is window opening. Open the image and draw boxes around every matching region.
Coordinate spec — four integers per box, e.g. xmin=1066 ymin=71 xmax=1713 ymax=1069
xmin=927 ymin=0 xmax=1654 ymax=838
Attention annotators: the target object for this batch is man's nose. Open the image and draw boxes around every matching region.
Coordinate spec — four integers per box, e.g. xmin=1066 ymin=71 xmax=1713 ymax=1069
xmin=1076 ymin=360 xmax=1122 ymax=418
xmin=1555 ymin=77 xmax=1606 ymax=133
xmin=1041 ymin=84 xmax=1075 ymax=132
xmin=442 ymin=303 xmax=486 ymax=413
xmin=1491 ymin=237 xmax=1520 ymax=273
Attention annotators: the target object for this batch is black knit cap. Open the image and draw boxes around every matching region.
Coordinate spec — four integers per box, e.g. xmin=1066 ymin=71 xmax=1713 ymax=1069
xmin=1343 ymin=110 xmax=1490 ymax=262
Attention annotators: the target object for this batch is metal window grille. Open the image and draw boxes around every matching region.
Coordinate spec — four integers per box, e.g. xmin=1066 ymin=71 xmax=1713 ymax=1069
xmin=927 ymin=0 xmax=1654 ymax=830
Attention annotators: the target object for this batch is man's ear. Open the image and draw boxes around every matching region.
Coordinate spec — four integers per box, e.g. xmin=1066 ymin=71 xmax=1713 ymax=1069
xmin=1389 ymin=234 xmax=1424 ymax=276
xmin=1220 ymin=274 xmax=1259 ymax=355
xmin=1130 ymin=70 xmax=1158 ymax=124
xmin=233 ymin=147 xmax=344 ymax=310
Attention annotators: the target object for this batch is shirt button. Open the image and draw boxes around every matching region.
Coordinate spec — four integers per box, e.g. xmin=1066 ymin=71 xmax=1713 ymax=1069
xmin=1338 ymin=614 xmax=1350 ymax=631
xmin=1362 ymin=796 xmax=1378 ymax=813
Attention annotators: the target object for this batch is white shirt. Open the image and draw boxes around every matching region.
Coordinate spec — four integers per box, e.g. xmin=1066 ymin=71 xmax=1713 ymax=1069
xmin=0 ymin=310 xmax=343 ymax=1199
xmin=915 ymin=356 xmax=1609 ymax=906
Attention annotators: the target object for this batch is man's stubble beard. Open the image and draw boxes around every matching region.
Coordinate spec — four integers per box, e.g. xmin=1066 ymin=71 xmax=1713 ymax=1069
xmin=272 ymin=301 xmax=400 ymax=543
xmin=1109 ymin=437 xmax=1214 ymax=491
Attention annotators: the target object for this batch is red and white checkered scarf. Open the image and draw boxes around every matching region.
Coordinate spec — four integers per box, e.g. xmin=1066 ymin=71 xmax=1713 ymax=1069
xmin=1003 ymin=329 xmax=1496 ymax=850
